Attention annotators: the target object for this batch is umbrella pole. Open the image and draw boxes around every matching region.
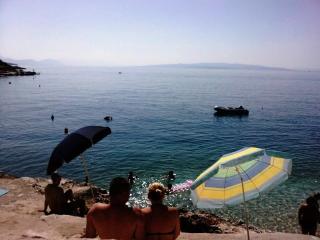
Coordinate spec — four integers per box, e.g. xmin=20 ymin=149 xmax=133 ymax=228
xmin=80 ymin=154 xmax=95 ymax=201
xmin=236 ymin=167 xmax=250 ymax=240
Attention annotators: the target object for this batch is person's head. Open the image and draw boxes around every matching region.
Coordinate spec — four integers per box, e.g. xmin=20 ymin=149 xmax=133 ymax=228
xmin=51 ymin=173 xmax=61 ymax=186
xmin=128 ymin=171 xmax=133 ymax=177
xmin=109 ymin=177 xmax=130 ymax=205
xmin=313 ymin=192 xmax=320 ymax=201
xmin=148 ymin=182 xmax=166 ymax=203
xmin=306 ymin=196 xmax=317 ymax=206
xmin=168 ymin=171 xmax=175 ymax=180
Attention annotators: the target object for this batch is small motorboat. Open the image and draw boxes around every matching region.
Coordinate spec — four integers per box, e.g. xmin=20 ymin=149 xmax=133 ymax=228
xmin=214 ymin=106 xmax=249 ymax=116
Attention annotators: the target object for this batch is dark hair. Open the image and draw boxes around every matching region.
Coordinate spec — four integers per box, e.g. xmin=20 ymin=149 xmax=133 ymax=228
xmin=109 ymin=177 xmax=130 ymax=196
xmin=313 ymin=192 xmax=320 ymax=200
xmin=51 ymin=173 xmax=61 ymax=182
xmin=306 ymin=196 xmax=317 ymax=205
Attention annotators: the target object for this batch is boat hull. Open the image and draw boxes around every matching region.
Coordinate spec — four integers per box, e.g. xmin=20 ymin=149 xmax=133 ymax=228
xmin=214 ymin=106 xmax=249 ymax=116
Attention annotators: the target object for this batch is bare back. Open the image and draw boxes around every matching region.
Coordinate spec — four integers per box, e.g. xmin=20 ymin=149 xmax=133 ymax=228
xmin=85 ymin=203 xmax=143 ymax=240
xmin=44 ymin=184 xmax=66 ymax=214
xmin=141 ymin=205 xmax=180 ymax=240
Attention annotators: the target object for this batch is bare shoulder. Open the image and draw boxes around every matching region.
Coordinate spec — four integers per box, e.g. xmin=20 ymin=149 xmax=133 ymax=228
xmin=45 ymin=184 xmax=54 ymax=191
xmin=167 ymin=207 xmax=179 ymax=216
xmin=133 ymin=207 xmax=144 ymax=222
xmin=88 ymin=203 xmax=109 ymax=213
xmin=45 ymin=184 xmax=63 ymax=195
xmin=299 ymin=203 xmax=307 ymax=209
xmin=133 ymin=207 xmax=143 ymax=215
xmin=141 ymin=207 xmax=151 ymax=214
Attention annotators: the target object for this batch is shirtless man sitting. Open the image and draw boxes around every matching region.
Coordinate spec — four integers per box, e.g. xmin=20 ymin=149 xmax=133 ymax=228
xmin=44 ymin=173 xmax=86 ymax=216
xmin=84 ymin=177 xmax=144 ymax=239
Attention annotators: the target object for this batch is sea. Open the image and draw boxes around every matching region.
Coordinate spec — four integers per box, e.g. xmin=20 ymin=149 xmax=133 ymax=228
xmin=0 ymin=66 xmax=320 ymax=232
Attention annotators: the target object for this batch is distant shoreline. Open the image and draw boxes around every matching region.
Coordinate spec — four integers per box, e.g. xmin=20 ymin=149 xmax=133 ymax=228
xmin=0 ymin=59 xmax=39 ymax=77
xmin=142 ymin=63 xmax=294 ymax=72
xmin=4 ymin=57 xmax=320 ymax=72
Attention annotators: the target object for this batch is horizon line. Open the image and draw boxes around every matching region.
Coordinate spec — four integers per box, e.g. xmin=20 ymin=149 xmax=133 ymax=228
xmin=2 ymin=56 xmax=320 ymax=72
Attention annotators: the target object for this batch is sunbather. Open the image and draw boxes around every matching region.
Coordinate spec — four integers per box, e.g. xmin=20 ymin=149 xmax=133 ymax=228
xmin=44 ymin=173 xmax=86 ymax=216
xmin=141 ymin=182 xmax=180 ymax=240
xmin=84 ymin=177 xmax=144 ymax=239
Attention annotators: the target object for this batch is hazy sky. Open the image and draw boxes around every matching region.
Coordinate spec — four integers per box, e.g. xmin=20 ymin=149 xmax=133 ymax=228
xmin=0 ymin=0 xmax=319 ymax=68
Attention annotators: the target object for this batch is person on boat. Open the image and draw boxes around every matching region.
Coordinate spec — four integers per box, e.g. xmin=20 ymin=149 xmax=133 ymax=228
xmin=44 ymin=173 xmax=86 ymax=216
xmin=84 ymin=177 xmax=144 ymax=239
xmin=141 ymin=182 xmax=180 ymax=240
xmin=298 ymin=195 xmax=320 ymax=235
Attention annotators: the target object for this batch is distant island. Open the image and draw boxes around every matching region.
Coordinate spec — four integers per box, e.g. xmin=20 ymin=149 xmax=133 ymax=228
xmin=0 ymin=59 xmax=39 ymax=77
xmin=0 ymin=58 xmax=302 ymax=72
xmin=147 ymin=63 xmax=292 ymax=71
xmin=3 ymin=58 xmax=63 ymax=68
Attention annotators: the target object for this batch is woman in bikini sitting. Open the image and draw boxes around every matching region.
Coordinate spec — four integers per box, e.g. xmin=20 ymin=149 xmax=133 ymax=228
xmin=141 ymin=182 xmax=180 ymax=240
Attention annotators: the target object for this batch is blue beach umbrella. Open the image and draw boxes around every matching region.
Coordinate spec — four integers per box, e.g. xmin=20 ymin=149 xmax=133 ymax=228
xmin=47 ymin=126 xmax=111 ymax=175
xmin=47 ymin=126 xmax=111 ymax=198
xmin=191 ymin=147 xmax=292 ymax=240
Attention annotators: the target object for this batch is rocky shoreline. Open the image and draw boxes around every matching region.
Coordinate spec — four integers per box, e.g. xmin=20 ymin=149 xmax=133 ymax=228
xmin=0 ymin=172 xmax=316 ymax=239
xmin=24 ymin=173 xmax=250 ymax=234
xmin=0 ymin=59 xmax=39 ymax=77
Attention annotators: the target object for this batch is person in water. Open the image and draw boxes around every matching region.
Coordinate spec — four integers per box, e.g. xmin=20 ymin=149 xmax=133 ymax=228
xmin=165 ymin=171 xmax=176 ymax=191
xmin=128 ymin=171 xmax=137 ymax=186
xmin=141 ymin=182 xmax=180 ymax=240
xmin=167 ymin=171 xmax=176 ymax=181
xmin=298 ymin=195 xmax=320 ymax=235
xmin=84 ymin=177 xmax=144 ymax=239
xmin=167 ymin=183 xmax=173 ymax=192
xmin=44 ymin=173 xmax=86 ymax=216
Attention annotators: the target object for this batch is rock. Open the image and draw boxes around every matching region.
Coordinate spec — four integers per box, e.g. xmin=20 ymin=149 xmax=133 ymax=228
xmin=72 ymin=186 xmax=91 ymax=198
xmin=179 ymin=209 xmax=224 ymax=233
xmin=21 ymin=177 xmax=37 ymax=184
xmin=41 ymin=214 xmax=85 ymax=238
xmin=22 ymin=229 xmax=49 ymax=239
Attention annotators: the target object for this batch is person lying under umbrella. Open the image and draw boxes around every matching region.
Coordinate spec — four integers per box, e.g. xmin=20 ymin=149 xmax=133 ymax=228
xmin=44 ymin=173 xmax=87 ymax=217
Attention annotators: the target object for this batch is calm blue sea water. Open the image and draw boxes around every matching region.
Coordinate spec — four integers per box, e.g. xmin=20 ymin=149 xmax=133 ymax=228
xmin=1 ymin=66 xmax=320 ymax=232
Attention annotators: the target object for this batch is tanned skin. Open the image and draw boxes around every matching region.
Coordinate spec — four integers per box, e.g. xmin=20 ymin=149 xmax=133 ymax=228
xmin=84 ymin=179 xmax=144 ymax=240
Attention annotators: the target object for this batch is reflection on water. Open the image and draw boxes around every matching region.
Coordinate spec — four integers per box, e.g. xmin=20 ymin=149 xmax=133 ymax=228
xmin=125 ymin=174 xmax=319 ymax=232
xmin=127 ymin=177 xmax=194 ymax=209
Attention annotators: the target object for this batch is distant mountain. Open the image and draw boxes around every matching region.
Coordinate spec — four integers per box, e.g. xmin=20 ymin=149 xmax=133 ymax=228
xmin=3 ymin=58 xmax=64 ymax=68
xmin=148 ymin=63 xmax=292 ymax=71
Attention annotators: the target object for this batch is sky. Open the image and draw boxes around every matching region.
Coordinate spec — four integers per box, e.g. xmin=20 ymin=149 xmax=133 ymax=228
xmin=0 ymin=0 xmax=319 ymax=69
